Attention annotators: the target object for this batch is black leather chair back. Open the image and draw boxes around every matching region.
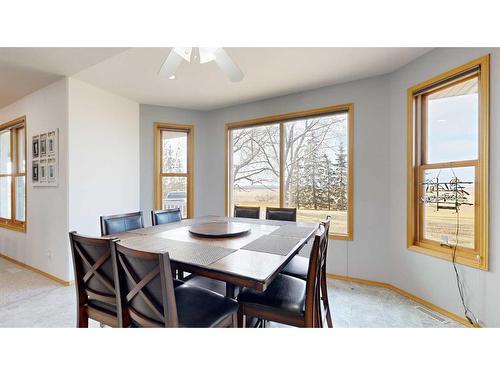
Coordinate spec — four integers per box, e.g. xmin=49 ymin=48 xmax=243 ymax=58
xmin=151 ymin=208 xmax=182 ymax=226
xmin=111 ymin=243 xmax=178 ymax=327
xmin=304 ymin=218 xmax=330 ymax=327
xmin=265 ymin=207 xmax=297 ymax=222
xmin=69 ymin=232 xmax=118 ymax=315
xmin=100 ymin=211 xmax=144 ymax=236
xmin=234 ymin=205 xmax=260 ymax=219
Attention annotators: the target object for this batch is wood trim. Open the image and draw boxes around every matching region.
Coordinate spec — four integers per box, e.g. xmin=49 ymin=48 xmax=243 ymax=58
xmin=0 ymin=116 xmax=27 ymax=233
xmin=226 ymin=103 xmax=353 ymax=129
xmin=224 ymin=103 xmax=354 ymax=240
xmin=406 ymin=55 xmax=489 ymax=270
xmin=0 ymin=253 xmax=72 ymax=286
xmin=154 ymin=123 xmax=194 ymax=218
xmin=326 ymin=273 xmax=479 ymax=327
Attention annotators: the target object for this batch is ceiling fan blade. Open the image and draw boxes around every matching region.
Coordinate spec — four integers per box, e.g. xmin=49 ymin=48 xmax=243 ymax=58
xmin=213 ymin=48 xmax=244 ymax=82
xmin=158 ymin=49 xmax=184 ymax=77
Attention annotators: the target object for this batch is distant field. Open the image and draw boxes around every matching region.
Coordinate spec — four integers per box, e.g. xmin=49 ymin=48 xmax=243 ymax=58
xmin=424 ymin=204 xmax=474 ymax=248
xmin=233 ymin=188 xmax=347 ymax=235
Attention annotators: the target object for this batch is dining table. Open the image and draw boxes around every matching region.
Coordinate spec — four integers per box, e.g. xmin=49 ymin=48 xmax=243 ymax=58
xmin=110 ymin=215 xmax=318 ymax=298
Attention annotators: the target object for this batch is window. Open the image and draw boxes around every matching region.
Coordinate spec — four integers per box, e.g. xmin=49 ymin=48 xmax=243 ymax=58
xmin=407 ymin=55 xmax=489 ymax=270
xmin=226 ymin=104 xmax=354 ymax=240
xmin=154 ymin=123 xmax=194 ymax=218
xmin=0 ymin=117 xmax=26 ymax=232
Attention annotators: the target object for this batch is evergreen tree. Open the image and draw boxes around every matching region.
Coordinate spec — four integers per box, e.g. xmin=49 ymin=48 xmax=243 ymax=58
xmin=332 ymin=142 xmax=348 ymax=211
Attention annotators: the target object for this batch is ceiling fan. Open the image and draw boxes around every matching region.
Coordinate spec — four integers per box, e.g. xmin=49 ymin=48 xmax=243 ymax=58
xmin=159 ymin=47 xmax=244 ymax=82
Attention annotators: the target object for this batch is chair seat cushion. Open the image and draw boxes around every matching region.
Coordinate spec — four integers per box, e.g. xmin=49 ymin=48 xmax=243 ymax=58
xmin=281 ymin=255 xmax=308 ymax=281
xmin=237 ymin=274 xmax=306 ymax=315
xmin=184 ymin=275 xmax=227 ymax=296
xmin=174 ymin=284 xmax=238 ymax=328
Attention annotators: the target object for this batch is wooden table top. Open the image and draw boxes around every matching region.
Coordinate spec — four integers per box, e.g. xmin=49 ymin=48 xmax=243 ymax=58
xmin=114 ymin=216 xmax=318 ymax=291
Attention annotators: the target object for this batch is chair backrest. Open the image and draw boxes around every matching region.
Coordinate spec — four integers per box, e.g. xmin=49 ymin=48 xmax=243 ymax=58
xmin=151 ymin=208 xmax=182 ymax=226
xmin=69 ymin=231 xmax=118 ymax=312
xmin=234 ymin=205 xmax=260 ymax=219
xmin=265 ymin=207 xmax=297 ymax=222
xmin=100 ymin=211 xmax=144 ymax=236
xmin=111 ymin=242 xmax=178 ymax=327
xmin=304 ymin=218 xmax=330 ymax=327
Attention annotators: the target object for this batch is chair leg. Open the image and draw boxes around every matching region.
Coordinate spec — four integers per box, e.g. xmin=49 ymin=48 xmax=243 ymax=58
xmin=232 ymin=311 xmax=238 ymax=328
xmin=237 ymin=307 xmax=245 ymax=328
xmin=77 ymin=307 xmax=89 ymax=328
xmin=321 ymin=268 xmax=333 ymax=328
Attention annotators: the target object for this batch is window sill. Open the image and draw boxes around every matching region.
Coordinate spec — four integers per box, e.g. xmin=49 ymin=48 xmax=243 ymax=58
xmin=0 ymin=222 xmax=26 ymax=233
xmin=407 ymin=242 xmax=487 ymax=270
xmin=330 ymin=233 xmax=353 ymax=241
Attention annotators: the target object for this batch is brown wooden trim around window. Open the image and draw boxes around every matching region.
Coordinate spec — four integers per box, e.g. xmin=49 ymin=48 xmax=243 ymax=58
xmin=407 ymin=55 xmax=489 ymax=270
xmin=154 ymin=123 xmax=194 ymax=219
xmin=0 ymin=116 xmax=26 ymax=233
xmin=225 ymin=103 xmax=354 ymax=240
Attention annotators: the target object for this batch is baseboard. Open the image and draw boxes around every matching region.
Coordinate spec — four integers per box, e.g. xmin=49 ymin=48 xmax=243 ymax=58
xmin=0 ymin=253 xmax=73 ymax=286
xmin=326 ymin=273 xmax=478 ymax=328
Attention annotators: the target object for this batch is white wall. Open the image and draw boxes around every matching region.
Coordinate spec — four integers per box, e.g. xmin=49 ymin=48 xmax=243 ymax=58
xmin=139 ymin=105 xmax=208 ymax=225
xmin=388 ymin=48 xmax=500 ymax=327
xmin=0 ymin=79 xmax=70 ymax=281
xmin=68 ymin=78 xmax=140 ymax=236
xmin=205 ymin=77 xmax=391 ymax=281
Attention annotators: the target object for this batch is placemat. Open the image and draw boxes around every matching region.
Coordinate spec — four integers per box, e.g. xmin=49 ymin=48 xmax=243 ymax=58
xmin=119 ymin=237 xmax=236 ymax=266
xmin=270 ymin=224 xmax=317 ymax=238
xmin=241 ymin=235 xmax=300 ymax=256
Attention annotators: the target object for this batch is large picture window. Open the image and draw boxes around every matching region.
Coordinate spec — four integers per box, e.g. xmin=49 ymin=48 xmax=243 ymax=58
xmin=154 ymin=123 xmax=194 ymax=218
xmin=226 ymin=104 xmax=354 ymax=240
xmin=0 ymin=117 xmax=26 ymax=232
xmin=407 ymin=55 xmax=489 ymax=269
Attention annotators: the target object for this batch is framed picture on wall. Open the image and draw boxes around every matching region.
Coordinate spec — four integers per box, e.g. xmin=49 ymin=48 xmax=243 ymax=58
xmin=39 ymin=159 xmax=47 ymax=183
xmin=32 ymin=161 xmax=39 ymax=182
xmin=32 ymin=129 xmax=58 ymax=187
xmin=32 ymin=135 xmax=39 ymax=158
xmin=40 ymin=133 xmax=47 ymax=157
xmin=48 ymin=157 xmax=56 ymax=181
xmin=47 ymin=131 xmax=56 ymax=155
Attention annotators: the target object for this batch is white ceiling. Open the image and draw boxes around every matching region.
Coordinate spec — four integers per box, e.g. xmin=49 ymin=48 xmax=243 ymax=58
xmin=1 ymin=47 xmax=431 ymax=111
xmin=0 ymin=48 xmax=127 ymax=109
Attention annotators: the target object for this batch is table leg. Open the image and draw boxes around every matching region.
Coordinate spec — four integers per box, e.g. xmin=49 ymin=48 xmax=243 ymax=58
xmin=226 ymin=283 xmax=235 ymax=299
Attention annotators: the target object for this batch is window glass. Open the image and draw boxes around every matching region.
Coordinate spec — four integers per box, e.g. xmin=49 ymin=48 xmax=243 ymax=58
xmin=0 ymin=130 xmax=11 ymax=174
xmin=162 ymin=131 xmax=187 ymax=173
xmin=230 ymin=124 xmax=280 ymax=217
xmin=426 ymin=76 xmax=478 ymax=164
xmin=284 ymin=113 xmax=348 ymax=234
xmin=422 ymin=167 xmax=475 ymax=249
xmin=0 ymin=176 xmax=12 ymax=219
xmin=162 ymin=176 xmax=187 ymax=218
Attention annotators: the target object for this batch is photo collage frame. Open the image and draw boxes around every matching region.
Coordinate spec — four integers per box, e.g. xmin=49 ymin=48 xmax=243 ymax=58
xmin=32 ymin=129 xmax=58 ymax=187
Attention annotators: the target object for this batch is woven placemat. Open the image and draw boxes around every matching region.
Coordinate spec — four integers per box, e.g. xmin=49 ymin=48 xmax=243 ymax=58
xmin=119 ymin=237 xmax=236 ymax=266
xmin=241 ymin=235 xmax=300 ymax=256
xmin=270 ymin=224 xmax=317 ymax=238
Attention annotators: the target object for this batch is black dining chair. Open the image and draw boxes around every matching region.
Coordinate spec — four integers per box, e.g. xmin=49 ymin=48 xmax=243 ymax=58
xmin=111 ymin=242 xmax=239 ymax=328
xmin=234 ymin=205 xmax=260 ymax=219
xmin=100 ymin=211 xmax=144 ymax=236
xmin=151 ymin=208 xmax=182 ymax=226
xmin=280 ymin=216 xmax=333 ymax=327
xmin=237 ymin=221 xmax=329 ymax=328
xmin=69 ymin=232 xmax=119 ymax=328
xmin=265 ymin=207 xmax=297 ymax=222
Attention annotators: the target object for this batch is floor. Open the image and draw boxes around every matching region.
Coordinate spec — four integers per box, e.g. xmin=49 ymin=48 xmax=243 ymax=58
xmin=0 ymin=257 xmax=463 ymax=328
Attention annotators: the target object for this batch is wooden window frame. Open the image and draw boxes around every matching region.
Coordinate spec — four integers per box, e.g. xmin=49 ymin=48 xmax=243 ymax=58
xmin=0 ymin=116 xmax=27 ymax=233
xmin=154 ymin=123 xmax=194 ymax=218
xmin=407 ymin=55 xmax=489 ymax=270
xmin=225 ymin=103 xmax=354 ymax=240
